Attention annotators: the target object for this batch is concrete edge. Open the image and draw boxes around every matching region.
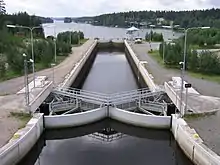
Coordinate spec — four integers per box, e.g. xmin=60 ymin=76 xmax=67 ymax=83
xmin=0 ymin=113 xmax=44 ymax=165
xmin=110 ymin=107 xmax=171 ymax=129
xmin=171 ymin=114 xmax=220 ymax=165
xmin=60 ymin=40 xmax=98 ymax=88
xmin=45 ymin=107 xmax=171 ymax=129
xmin=29 ymin=82 xmax=53 ymax=113
xmin=124 ymin=40 xmax=158 ymax=91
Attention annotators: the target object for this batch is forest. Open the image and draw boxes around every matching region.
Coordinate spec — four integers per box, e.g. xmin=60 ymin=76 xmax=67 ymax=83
xmin=92 ymin=8 xmax=220 ymax=28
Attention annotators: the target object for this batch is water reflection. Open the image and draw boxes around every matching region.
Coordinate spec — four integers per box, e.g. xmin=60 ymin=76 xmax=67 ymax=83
xmin=18 ymin=120 xmax=193 ymax=165
xmin=82 ymin=51 xmax=138 ymax=93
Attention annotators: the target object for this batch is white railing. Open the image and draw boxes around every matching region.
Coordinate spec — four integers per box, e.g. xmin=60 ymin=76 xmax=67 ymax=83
xmin=53 ymin=87 xmax=165 ymax=107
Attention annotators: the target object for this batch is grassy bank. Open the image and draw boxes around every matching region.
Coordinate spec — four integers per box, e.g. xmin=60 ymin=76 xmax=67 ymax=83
xmin=148 ymin=50 xmax=220 ymax=84
xmin=9 ymin=112 xmax=32 ymax=129
xmin=0 ymin=39 xmax=87 ymax=82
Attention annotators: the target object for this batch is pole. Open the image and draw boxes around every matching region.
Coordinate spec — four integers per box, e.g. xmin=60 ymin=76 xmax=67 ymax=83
xmin=163 ymin=41 xmax=165 ymax=63
xmin=149 ymin=28 xmax=152 ymax=51
xmin=138 ymin=61 xmax=140 ymax=85
xmin=24 ymin=57 xmax=28 ymax=106
xmin=54 ymin=27 xmax=57 ymax=63
xmin=30 ymin=28 xmax=35 ymax=88
xmin=54 ymin=39 xmax=57 ymax=63
xmin=180 ymin=29 xmax=187 ymax=116
xmin=185 ymin=87 xmax=189 ymax=116
xmin=52 ymin=65 xmax=55 ymax=86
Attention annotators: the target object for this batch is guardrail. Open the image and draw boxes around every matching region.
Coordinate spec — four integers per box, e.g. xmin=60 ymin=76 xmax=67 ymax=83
xmin=53 ymin=87 xmax=165 ymax=106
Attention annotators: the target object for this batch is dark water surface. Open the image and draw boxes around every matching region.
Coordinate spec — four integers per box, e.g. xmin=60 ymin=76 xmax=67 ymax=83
xmin=18 ymin=120 xmax=193 ymax=165
xmin=82 ymin=51 xmax=138 ymax=93
xmin=17 ymin=51 xmax=193 ymax=165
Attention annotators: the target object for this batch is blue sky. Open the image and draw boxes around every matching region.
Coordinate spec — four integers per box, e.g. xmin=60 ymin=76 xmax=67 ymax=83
xmin=4 ymin=0 xmax=219 ymax=17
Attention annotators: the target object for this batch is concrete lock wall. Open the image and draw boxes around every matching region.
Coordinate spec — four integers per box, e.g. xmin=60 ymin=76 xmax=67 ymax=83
xmin=171 ymin=115 xmax=220 ymax=165
xmin=60 ymin=40 xmax=98 ymax=88
xmin=44 ymin=107 xmax=107 ymax=129
xmin=164 ymin=82 xmax=186 ymax=114
xmin=124 ymin=40 xmax=157 ymax=91
xmin=30 ymin=82 xmax=53 ymax=113
xmin=0 ymin=114 xmax=44 ymax=165
xmin=110 ymin=107 xmax=171 ymax=129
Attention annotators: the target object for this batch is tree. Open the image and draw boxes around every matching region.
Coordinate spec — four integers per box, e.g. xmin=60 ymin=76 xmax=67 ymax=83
xmin=0 ymin=0 xmax=6 ymax=15
xmin=188 ymin=50 xmax=198 ymax=71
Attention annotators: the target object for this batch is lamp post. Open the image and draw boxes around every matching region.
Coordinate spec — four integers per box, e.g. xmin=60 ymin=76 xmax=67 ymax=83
xmin=7 ymin=24 xmax=42 ymax=88
xmin=179 ymin=26 xmax=210 ymax=116
xmin=23 ymin=53 xmax=34 ymax=113
xmin=53 ymin=26 xmax=57 ymax=63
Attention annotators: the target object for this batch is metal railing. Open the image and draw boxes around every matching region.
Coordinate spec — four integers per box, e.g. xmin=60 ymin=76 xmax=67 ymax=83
xmin=52 ymin=87 xmax=166 ymax=114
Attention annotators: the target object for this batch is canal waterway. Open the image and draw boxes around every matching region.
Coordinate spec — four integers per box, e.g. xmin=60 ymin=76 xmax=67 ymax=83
xmin=82 ymin=51 xmax=137 ymax=93
xmin=17 ymin=49 xmax=193 ymax=165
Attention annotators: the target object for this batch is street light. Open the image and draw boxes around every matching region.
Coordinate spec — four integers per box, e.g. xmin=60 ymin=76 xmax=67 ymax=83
xmin=23 ymin=53 xmax=34 ymax=113
xmin=179 ymin=26 xmax=210 ymax=116
xmin=7 ymin=24 xmax=42 ymax=88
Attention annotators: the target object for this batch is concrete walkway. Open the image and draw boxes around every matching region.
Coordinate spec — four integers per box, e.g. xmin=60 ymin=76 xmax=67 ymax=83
xmin=0 ymin=40 xmax=95 ymax=148
xmin=131 ymin=41 xmax=220 ymax=155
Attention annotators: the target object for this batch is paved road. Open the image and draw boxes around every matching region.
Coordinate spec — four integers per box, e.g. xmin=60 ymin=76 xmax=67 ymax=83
xmin=0 ymin=40 xmax=95 ymax=148
xmin=131 ymin=42 xmax=220 ymax=97
xmin=0 ymin=40 xmax=94 ymax=95
xmin=131 ymin=41 xmax=220 ymax=155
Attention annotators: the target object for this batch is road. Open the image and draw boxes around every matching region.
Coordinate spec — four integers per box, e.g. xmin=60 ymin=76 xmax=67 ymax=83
xmin=131 ymin=41 xmax=220 ymax=155
xmin=131 ymin=42 xmax=220 ymax=97
xmin=0 ymin=40 xmax=94 ymax=148
xmin=0 ymin=40 xmax=95 ymax=95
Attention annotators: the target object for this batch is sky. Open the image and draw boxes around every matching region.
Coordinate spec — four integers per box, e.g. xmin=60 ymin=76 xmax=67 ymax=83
xmin=4 ymin=0 xmax=220 ymax=17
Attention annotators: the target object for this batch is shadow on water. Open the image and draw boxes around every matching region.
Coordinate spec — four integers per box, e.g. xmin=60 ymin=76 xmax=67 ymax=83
xmin=17 ymin=119 xmax=193 ymax=165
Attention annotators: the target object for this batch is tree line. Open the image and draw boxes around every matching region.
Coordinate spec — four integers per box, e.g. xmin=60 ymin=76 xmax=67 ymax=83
xmin=158 ymin=39 xmax=220 ymax=75
xmin=145 ymin=31 xmax=163 ymax=42
xmin=91 ymin=8 xmax=220 ymax=28
xmin=0 ymin=9 xmax=84 ymax=79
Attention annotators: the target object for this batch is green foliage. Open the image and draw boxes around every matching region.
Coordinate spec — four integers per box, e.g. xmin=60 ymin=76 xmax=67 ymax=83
xmin=186 ymin=28 xmax=220 ymax=47
xmin=158 ymin=42 xmax=220 ymax=75
xmin=145 ymin=31 xmax=163 ymax=42
xmin=92 ymin=8 xmax=220 ymax=28
xmin=57 ymin=31 xmax=84 ymax=45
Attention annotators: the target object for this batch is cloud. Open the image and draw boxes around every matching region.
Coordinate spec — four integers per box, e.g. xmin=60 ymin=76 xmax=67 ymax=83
xmin=4 ymin=0 xmax=219 ymax=17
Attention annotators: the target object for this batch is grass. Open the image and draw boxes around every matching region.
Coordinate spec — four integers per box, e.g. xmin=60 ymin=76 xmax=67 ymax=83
xmin=184 ymin=111 xmax=217 ymax=120
xmin=9 ymin=112 xmax=32 ymax=129
xmin=148 ymin=50 xmax=220 ymax=84
xmin=0 ymin=39 xmax=88 ymax=82
xmin=148 ymin=50 xmax=163 ymax=64
xmin=80 ymin=38 xmax=89 ymax=45
xmin=189 ymin=72 xmax=220 ymax=84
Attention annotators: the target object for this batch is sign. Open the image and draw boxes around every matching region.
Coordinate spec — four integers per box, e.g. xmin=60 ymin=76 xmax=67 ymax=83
xmin=185 ymin=83 xmax=192 ymax=88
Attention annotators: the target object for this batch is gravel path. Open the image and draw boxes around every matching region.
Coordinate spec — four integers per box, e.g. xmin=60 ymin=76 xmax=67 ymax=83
xmin=0 ymin=40 xmax=94 ymax=148
xmin=131 ymin=41 xmax=220 ymax=155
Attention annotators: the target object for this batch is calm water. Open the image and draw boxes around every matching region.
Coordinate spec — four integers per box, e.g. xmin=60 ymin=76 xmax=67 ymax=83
xmin=17 ymin=48 xmax=192 ymax=165
xmin=18 ymin=120 xmax=193 ymax=165
xmin=82 ymin=51 xmax=137 ymax=93
xmin=43 ymin=21 xmax=182 ymax=41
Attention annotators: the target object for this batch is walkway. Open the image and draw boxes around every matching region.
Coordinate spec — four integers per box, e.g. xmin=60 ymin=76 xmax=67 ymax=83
xmin=0 ymin=39 xmax=95 ymax=148
xmin=131 ymin=41 xmax=220 ymax=155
